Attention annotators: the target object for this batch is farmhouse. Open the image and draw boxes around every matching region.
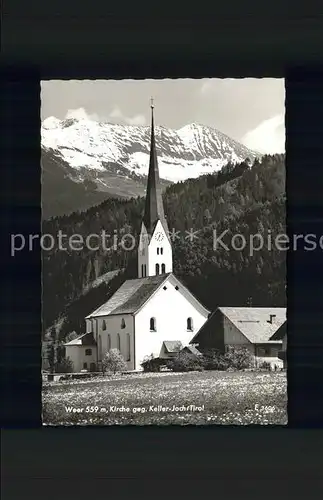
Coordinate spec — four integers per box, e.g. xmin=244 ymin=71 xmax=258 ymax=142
xmin=190 ymin=307 xmax=286 ymax=369
xmin=64 ymin=102 xmax=210 ymax=372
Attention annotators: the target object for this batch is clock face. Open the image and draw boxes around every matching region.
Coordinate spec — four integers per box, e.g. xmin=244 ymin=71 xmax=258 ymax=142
xmin=155 ymin=232 xmax=164 ymax=241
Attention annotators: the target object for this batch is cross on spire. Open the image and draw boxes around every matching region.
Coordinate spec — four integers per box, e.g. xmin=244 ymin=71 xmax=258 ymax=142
xmin=150 ymin=97 xmax=154 ymax=109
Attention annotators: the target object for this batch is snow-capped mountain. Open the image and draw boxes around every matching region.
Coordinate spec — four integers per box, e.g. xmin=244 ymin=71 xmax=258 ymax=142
xmin=41 ymin=116 xmax=260 ymax=218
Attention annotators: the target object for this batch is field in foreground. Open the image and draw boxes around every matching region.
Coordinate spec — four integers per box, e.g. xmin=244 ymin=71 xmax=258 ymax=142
xmin=42 ymin=371 xmax=287 ymax=426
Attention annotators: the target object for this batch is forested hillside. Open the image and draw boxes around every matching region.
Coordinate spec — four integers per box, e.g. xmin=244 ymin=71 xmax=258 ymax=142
xmin=41 ymin=148 xmax=116 ymax=218
xmin=42 ymin=154 xmax=286 ymax=341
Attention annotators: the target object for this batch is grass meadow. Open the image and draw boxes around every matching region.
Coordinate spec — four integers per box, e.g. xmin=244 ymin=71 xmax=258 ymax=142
xmin=42 ymin=370 xmax=287 ymax=426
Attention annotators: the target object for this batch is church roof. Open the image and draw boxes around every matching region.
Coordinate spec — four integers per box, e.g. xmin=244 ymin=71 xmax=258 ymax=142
xmin=86 ymin=273 xmax=170 ymax=318
xmin=142 ymin=102 xmax=170 ymax=239
xmin=64 ymin=332 xmax=97 ymax=346
xmin=86 ymin=273 xmax=210 ymax=319
xmin=191 ymin=307 xmax=286 ymax=345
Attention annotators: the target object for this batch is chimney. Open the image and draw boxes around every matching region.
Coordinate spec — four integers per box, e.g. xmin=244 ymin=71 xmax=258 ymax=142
xmin=268 ymin=314 xmax=276 ymax=324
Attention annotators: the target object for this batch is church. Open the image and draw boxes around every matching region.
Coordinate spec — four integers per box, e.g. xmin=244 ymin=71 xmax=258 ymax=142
xmin=64 ymin=103 xmax=210 ymax=372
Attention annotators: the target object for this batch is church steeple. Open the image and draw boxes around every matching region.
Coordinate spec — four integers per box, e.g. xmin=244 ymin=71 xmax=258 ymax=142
xmin=137 ymin=99 xmax=173 ymax=279
xmin=142 ymin=99 xmax=169 ymax=237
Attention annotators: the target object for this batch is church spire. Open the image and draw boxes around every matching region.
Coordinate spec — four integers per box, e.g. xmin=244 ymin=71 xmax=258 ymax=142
xmin=142 ymin=99 xmax=168 ymax=237
xmin=138 ymin=100 xmax=173 ymax=279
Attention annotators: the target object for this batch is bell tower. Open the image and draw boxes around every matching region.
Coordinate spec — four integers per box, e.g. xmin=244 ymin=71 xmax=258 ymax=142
xmin=138 ymin=99 xmax=173 ymax=278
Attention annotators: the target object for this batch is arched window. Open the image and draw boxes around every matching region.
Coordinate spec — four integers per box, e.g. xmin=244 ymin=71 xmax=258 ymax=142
xmin=150 ymin=317 xmax=156 ymax=331
xmin=160 ymin=247 xmax=163 ymax=255
xmin=107 ymin=333 xmax=111 ymax=351
xmin=98 ymin=335 xmax=102 ymax=361
xmin=187 ymin=317 xmax=193 ymax=331
xmin=117 ymin=333 xmax=121 ymax=351
xmin=83 ymin=362 xmax=88 ymax=370
xmin=126 ymin=333 xmax=131 ymax=361
xmin=102 ymin=319 xmax=106 ymax=331
xmin=157 ymin=248 xmax=159 ymax=255
xmin=144 ymin=265 xmax=147 ymax=277
xmin=156 ymin=263 xmax=160 ymax=275
xmin=141 ymin=264 xmax=144 ymax=277
xmin=121 ymin=318 xmax=126 ymax=329
xmin=161 ymin=263 xmax=166 ymax=274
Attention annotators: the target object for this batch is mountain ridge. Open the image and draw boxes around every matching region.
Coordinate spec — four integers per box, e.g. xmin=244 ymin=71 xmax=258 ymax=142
xmin=41 ymin=117 xmax=260 ymax=218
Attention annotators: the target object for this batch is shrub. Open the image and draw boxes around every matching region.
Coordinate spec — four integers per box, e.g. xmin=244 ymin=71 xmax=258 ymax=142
xmin=223 ymin=346 xmax=254 ymax=370
xmin=167 ymin=352 xmax=204 ymax=372
xmin=103 ymin=349 xmax=127 ymax=374
xmin=141 ymin=355 xmax=163 ymax=372
xmin=259 ymin=361 xmax=272 ymax=371
xmin=55 ymin=356 xmax=74 ymax=373
xmin=198 ymin=347 xmax=253 ymax=371
xmin=59 ymin=374 xmax=73 ymax=381
xmin=201 ymin=349 xmax=229 ymax=371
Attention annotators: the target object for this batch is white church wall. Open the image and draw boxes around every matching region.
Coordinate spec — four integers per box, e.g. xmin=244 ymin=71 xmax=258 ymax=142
xmin=134 ymin=277 xmax=208 ymax=371
xmin=95 ymin=314 xmax=135 ymax=371
xmin=148 ymin=220 xmax=173 ymax=276
xmin=138 ymin=220 xmax=173 ymax=277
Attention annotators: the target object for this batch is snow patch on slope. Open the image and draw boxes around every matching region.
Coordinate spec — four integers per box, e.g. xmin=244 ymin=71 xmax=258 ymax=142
xmin=41 ymin=117 xmax=259 ymax=183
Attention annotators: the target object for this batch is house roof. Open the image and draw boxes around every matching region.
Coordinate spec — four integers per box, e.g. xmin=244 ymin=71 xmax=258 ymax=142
xmin=270 ymin=320 xmax=287 ymax=341
xmin=86 ymin=274 xmax=170 ymax=318
xmin=64 ymin=332 xmax=97 ymax=346
xmin=219 ymin=307 xmax=286 ymax=344
xmin=86 ymin=272 xmax=210 ymax=319
xmin=163 ymin=341 xmax=183 ymax=353
xmin=191 ymin=307 xmax=286 ymax=345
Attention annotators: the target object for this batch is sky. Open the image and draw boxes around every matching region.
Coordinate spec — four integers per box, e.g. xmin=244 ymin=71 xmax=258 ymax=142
xmin=41 ymin=78 xmax=285 ymax=154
